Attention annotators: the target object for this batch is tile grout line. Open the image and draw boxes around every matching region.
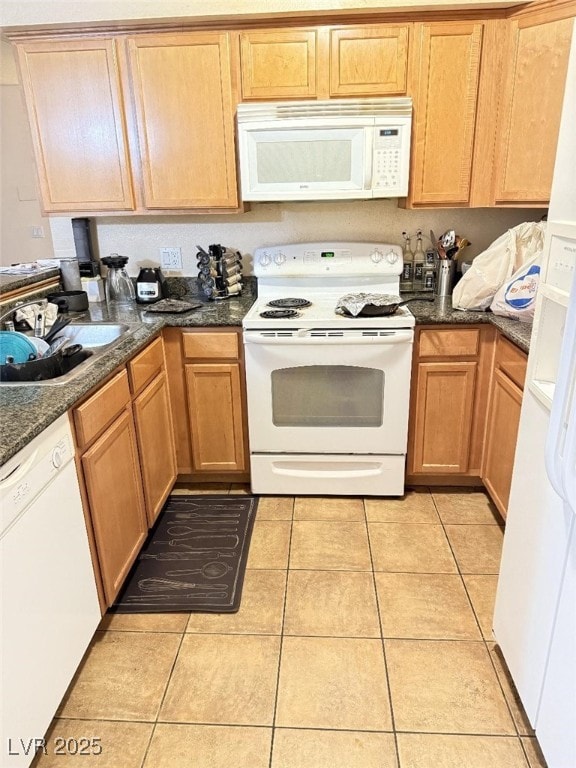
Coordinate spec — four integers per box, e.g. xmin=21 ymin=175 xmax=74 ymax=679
xmin=362 ymin=496 xmax=402 ymax=768
xmin=268 ymin=495 xmax=295 ymax=768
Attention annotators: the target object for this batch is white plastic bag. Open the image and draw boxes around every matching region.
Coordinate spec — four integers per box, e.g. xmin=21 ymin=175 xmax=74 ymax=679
xmin=489 ymin=254 xmax=541 ymax=322
xmin=452 ymin=221 xmax=545 ymax=311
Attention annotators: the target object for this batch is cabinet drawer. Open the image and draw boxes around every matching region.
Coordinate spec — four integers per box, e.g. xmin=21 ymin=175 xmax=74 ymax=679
xmin=495 ymin=335 xmax=527 ymax=390
xmin=419 ymin=328 xmax=480 ymax=358
xmin=182 ymin=331 xmax=239 ymax=359
xmin=128 ymin=336 xmax=165 ymax=394
xmin=74 ymin=369 xmax=131 ymax=449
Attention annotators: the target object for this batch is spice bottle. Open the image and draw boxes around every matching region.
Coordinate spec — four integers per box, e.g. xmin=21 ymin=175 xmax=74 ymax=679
xmin=400 ymin=231 xmax=413 ymax=292
xmin=412 ymin=229 xmax=425 ymax=291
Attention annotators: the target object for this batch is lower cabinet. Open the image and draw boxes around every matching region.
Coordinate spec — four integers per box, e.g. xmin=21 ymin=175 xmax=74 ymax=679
xmin=407 ymin=325 xmax=496 ymax=483
xmin=163 ymin=327 xmax=249 ymax=479
xmin=72 ymin=335 xmax=176 ymax=607
xmin=407 ymin=324 xmax=528 ymax=518
xmin=481 ymin=334 xmax=527 ymax=518
xmin=80 ymin=405 xmax=148 ymax=604
xmin=73 ymin=369 xmax=148 ymax=605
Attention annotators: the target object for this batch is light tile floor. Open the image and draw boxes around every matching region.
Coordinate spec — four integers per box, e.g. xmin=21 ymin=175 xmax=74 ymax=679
xmin=33 ymin=486 xmax=548 ymax=768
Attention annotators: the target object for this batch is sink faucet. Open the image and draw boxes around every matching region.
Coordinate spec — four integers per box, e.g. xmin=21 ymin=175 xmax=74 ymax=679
xmin=0 ymin=298 xmax=48 ymax=329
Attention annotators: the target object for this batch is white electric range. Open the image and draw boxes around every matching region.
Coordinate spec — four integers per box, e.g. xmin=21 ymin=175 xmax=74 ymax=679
xmin=242 ymin=241 xmax=415 ymax=496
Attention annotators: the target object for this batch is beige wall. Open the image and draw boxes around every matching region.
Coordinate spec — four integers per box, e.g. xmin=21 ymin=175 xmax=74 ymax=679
xmin=93 ymin=204 xmax=543 ymax=276
xmin=0 ymin=40 xmax=54 ymax=265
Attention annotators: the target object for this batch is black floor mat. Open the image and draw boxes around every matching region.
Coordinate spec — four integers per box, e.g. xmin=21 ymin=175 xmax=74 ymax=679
xmin=109 ymin=495 xmax=258 ymax=614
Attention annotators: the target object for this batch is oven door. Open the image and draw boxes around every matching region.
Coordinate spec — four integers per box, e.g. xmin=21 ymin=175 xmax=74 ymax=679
xmin=243 ymin=328 xmax=413 ymax=454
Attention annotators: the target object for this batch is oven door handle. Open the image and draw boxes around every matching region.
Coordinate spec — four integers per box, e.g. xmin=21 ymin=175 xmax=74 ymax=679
xmin=243 ymin=330 xmax=413 ymax=345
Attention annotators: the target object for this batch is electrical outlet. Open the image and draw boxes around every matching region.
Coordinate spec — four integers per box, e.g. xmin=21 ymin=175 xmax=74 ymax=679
xmin=160 ymin=247 xmax=182 ymax=271
xmin=30 ymin=226 xmax=45 ymax=238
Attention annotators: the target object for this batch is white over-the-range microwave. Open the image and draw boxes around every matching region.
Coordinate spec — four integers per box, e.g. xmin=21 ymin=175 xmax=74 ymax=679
xmin=236 ymin=97 xmax=412 ymax=201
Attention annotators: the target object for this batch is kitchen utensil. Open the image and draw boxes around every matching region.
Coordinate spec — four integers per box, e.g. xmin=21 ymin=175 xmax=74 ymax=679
xmin=0 ymin=331 xmax=38 ymax=365
xmin=435 ymin=259 xmax=457 ymax=297
xmin=137 ymin=577 xmax=228 ymax=592
xmin=0 ymin=343 xmax=92 ymax=382
xmin=336 ymin=294 xmax=435 ymax=318
xmin=45 ymin=336 xmax=70 ymax=357
xmin=46 ymin=290 xmax=89 ymax=313
xmin=166 ymin=562 xmax=232 ymax=579
xmin=441 ymin=229 xmax=456 ymax=249
xmin=42 ymin=315 xmax=72 ymax=345
xmin=101 ymin=254 xmax=135 ymax=305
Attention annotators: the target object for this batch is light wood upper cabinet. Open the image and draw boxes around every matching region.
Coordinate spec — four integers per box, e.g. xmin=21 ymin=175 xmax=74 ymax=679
xmin=408 ymin=21 xmax=484 ymax=207
xmin=127 ymin=32 xmax=238 ymax=208
xmin=15 ymin=39 xmax=135 ymax=213
xmin=493 ymin=12 xmax=574 ymax=205
xmin=329 ymin=25 xmax=409 ymax=96
xmin=239 ymin=29 xmax=318 ymax=99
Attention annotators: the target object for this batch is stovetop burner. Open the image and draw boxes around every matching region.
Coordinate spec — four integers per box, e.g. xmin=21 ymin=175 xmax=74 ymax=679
xmin=267 ymin=298 xmax=312 ymax=309
xmin=259 ymin=309 xmax=300 ymax=319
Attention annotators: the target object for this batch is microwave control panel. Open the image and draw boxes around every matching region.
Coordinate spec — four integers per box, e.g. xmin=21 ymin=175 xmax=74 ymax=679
xmin=372 ymin=125 xmax=409 ymax=195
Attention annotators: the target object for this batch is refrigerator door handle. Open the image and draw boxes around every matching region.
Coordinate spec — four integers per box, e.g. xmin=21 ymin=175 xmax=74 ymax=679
xmin=545 ymin=270 xmax=576 ymax=505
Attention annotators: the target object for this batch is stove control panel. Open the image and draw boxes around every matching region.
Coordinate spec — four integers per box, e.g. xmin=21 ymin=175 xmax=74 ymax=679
xmin=254 ymin=242 xmax=403 ymax=277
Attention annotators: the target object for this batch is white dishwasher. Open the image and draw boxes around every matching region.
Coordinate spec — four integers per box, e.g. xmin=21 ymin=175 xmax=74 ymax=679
xmin=0 ymin=414 xmax=101 ymax=768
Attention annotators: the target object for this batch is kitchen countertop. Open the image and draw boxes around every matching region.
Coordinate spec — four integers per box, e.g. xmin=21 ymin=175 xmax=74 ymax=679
xmin=0 ymin=268 xmax=60 ymax=294
xmin=0 ymin=283 xmax=532 ymax=466
xmin=403 ymin=293 xmax=533 ymax=352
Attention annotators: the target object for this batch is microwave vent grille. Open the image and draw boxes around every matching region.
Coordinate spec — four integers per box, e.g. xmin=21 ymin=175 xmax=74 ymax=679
xmin=237 ymin=97 xmax=412 ymax=123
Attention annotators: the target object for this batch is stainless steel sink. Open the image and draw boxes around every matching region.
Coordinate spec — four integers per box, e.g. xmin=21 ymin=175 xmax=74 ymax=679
xmin=57 ymin=322 xmax=132 ymax=348
xmin=0 ymin=322 xmax=139 ymax=385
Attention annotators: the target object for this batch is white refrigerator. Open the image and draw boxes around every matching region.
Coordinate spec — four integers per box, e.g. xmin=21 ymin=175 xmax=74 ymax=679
xmin=493 ymin=26 xmax=576 ymax=768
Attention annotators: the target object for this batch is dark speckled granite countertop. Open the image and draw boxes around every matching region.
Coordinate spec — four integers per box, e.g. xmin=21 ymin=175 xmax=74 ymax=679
xmin=402 ymin=293 xmax=533 ymax=352
xmin=0 ymin=282 xmax=532 ymax=467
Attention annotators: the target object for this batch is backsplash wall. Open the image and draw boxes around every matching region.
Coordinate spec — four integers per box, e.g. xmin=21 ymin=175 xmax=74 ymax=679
xmin=93 ymin=201 xmax=545 ymax=276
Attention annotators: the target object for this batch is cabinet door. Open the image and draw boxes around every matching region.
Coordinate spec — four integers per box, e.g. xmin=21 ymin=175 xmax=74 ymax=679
xmin=329 ymin=25 xmax=409 ymax=96
xmin=410 ymin=361 xmax=477 ymax=474
xmin=133 ymin=371 xmax=177 ymax=526
xmin=409 ymin=22 xmax=483 ymax=206
xmin=482 ymin=369 xmax=523 ymax=518
xmin=127 ymin=32 xmax=238 ymax=208
xmin=239 ymin=29 xmax=318 ymax=99
xmin=81 ymin=409 xmax=147 ymax=605
xmin=493 ymin=14 xmax=573 ymax=205
xmin=185 ymin=362 xmax=246 ymax=472
xmin=16 ymin=39 xmax=134 ymax=212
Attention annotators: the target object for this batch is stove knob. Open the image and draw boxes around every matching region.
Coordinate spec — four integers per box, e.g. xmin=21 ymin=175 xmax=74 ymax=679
xmin=273 ymin=251 xmax=286 ymax=266
xmin=259 ymin=252 xmax=272 ymax=267
xmin=370 ymin=249 xmax=383 ymax=264
xmin=386 ymin=250 xmax=399 ymax=265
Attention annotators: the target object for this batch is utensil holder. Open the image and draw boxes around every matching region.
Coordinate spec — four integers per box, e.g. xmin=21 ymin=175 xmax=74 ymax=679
xmin=435 ymin=259 xmax=456 ymax=297
xmin=196 ymin=245 xmax=243 ymax=300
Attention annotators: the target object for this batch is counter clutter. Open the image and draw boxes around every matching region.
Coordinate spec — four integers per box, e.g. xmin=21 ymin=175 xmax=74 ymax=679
xmin=0 ymin=276 xmax=532 ymax=467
